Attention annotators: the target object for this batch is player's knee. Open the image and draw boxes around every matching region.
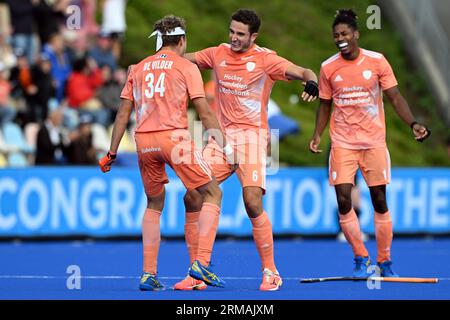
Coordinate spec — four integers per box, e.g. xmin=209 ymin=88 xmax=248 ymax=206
xmin=337 ymin=203 xmax=352 ymax=215
xmin=201 ymin=181 xmax=222 ymax=203
xmin=369 ymin=186 xmax=387 ymax=213
xmin=145 ymin=185 xmax=165 ymax=211
xmin=183 ymin=190 xmax=203 ymax=212
xmin=370 ymin=189 xmax=388 ymax=213
xmin=372 ymin=198 xmax=388 ymax=213
xmin=336 ymin=194 xmax=352 ymax=214
xmin=243 ymin=196 xmax=263 ymax=218
xmin=146 ymin=195 xmax=164 ymax=212
xmin=244 ymin=202 xmax=262 ymax=218
xmin=209 ymin=183 xmax=222 ymax=202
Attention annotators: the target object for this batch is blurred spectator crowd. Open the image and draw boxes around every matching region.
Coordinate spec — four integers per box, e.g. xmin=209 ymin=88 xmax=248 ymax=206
xmin=0 ymin=0 xmax=136 ymax=168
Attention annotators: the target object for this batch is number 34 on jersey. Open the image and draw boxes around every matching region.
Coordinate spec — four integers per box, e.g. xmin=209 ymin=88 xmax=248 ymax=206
xmin=145 ymin=72 xmax=166 ymax=98
xmin=143 ymin=59 xmax=174 ymax=98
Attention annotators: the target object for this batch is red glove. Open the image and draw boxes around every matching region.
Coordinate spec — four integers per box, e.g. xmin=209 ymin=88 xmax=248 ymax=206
xmin=99 ymin=151 xmax=117 ymax=173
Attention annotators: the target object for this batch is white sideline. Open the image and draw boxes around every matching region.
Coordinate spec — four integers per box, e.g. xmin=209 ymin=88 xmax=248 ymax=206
xmin=0 ymin=275 xmax=448 ymax=280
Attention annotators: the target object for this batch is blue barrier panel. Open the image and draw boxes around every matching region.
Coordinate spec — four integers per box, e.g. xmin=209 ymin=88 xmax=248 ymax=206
xmin=0 ymin=167 xmax=449 ymax=236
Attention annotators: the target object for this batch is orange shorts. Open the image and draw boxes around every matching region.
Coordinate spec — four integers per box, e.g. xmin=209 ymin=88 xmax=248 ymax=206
xmin=329 ymin=147 xmax=391 ymax=186
xmin=135 ymin=129 xmax=212 ymax=197
xmin=202 ymin=139 xmax=267 ymax=191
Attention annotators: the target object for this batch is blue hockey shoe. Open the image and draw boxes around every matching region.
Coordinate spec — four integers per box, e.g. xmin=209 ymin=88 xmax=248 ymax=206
xmin=353 ymin=256 xmax=372 ymax=278
xmin=377 ymin=260 xmax=399 ymax=277
xmin=139 ymin=272 xmax=165 ymax=291
xmin=189 ymin=260 xmax=226 ymax=288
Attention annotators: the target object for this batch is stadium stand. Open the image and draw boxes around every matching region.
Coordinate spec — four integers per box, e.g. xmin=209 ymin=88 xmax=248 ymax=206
xmin=0 ymin=153 xmax=6 ymax=167
xmin=7 ymin=151 xmax=28 ymax=167
xmin=2 ymin=122 xmax=34 ymax=153
xmin=24 ymin=122 xmax=40 ymax=149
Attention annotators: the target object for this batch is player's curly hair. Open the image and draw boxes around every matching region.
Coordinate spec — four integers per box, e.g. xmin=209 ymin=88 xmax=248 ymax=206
xmin=153 ymin=15 xmax=186 ymax=47
xmin=333 ymin=9 xmax=358 ymax=30
xmin=231 ymin=9 xmax=261 ymax=34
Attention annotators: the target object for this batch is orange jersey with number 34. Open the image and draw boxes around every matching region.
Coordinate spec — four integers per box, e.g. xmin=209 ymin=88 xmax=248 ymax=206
xmin=120 ymin=49 xmax=206 ymax=133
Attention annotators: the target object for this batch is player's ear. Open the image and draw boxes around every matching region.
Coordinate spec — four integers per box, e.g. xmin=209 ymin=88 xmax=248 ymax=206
xmin=250 ymin=32 xmax=258 ymax=43
xmin=354 ymin=30 xmax=360 ymax=40
xmin=178 ymin=36 xmax=186 ymax=49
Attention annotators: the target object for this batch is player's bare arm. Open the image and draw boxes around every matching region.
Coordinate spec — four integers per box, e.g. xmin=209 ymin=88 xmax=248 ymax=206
xmin=184 ymin=52 xmax=197 ymax=65
xmin=384 ymin=86 xmax=431 ymax=142
xmin=98 ymin=98 xmax=133 ymax=172
xmin=109 ymin=98 xmax=134 ymax=153
xmin=285 ymin=65 xmax=319 ymax=102
xmin=309 ymin=98 xmax=332 ymax=153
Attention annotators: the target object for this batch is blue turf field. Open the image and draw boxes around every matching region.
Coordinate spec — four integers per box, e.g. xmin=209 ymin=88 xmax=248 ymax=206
xmin=0 ymin=238 xmax=449 ymax=300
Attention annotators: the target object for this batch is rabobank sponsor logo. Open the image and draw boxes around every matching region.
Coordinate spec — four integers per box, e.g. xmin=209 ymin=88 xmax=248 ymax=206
xmin=141 ymin=147 xmax=161 ymax=154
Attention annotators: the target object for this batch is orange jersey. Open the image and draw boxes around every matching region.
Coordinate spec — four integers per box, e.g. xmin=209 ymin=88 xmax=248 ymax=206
xmin=195 ymin=43 xmax=293 ymax=133
xmin=120 ymin=49 xmax=206 ymax=133
xmin=319 ymin=48 xmax=398 ymax=149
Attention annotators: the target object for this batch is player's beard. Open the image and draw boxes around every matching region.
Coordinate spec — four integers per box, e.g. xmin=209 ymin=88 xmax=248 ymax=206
xmin=231 ymin=38 xmax=252 ymax=53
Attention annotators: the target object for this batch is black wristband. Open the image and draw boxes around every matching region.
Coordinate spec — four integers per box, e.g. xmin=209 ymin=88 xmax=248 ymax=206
xmin=304 ymin=80 xmax=319 ymax=97
xmin=108 ymin=151 xmax=117 ymax=160
xmin=410 ymin=121 xmax=418 ymax=129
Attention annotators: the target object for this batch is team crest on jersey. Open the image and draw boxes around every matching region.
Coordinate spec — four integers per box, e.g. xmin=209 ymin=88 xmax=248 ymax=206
xmin=246 ymin=62 xmax=256 ymax=72
xmin=363 ymin=70 xmax=372 ymax=80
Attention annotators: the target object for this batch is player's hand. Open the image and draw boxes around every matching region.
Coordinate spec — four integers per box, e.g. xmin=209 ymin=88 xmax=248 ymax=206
xmin=222 ymin=144 xmax=239 ymax=171
xmin=411 ymin=122 xmax=431 ymax=142
xmin=309 ymin=135 xmax=322 ymax=153
xmin=226 ymin=150 xmax=239 ymax=171
xmin=99 ymin=151 xmax=117 ymax=173
xmin=301 ymin=80 xmax=319 ymax=102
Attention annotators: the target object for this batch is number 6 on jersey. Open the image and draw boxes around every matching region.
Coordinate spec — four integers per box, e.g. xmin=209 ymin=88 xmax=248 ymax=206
xmin=252 ymin=170 xmax=258 ymax=182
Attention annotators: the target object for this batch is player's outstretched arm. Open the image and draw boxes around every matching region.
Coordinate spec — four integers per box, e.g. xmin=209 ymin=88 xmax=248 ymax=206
xmin=285 ymin=65 xmax=319 ymax=102
xmin=309 ymin=99 xmax=332 ymax=153
xmin=184 ymin=53 xmax=197 ymax=65
xmin=99 ymin=98 xmax=133 ymax=172
xmin=384 ymin=86 xmax=431 ymax=142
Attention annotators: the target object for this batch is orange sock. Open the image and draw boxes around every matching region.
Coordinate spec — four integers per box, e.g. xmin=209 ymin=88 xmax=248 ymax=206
xmin=142 ymin=208 xmax=161 ymax=274
xmin=196 ymin=203 xmax=220 ymax=266
xmin=374 ymin=211 xmax=393 ymax=263
xmin=250 ymin=211 xmax=277 ymax=272
xmin=339 ymin=208 xmax=369 ymax=257
xmin=184 ymin=211 xmax=200 ymax=264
